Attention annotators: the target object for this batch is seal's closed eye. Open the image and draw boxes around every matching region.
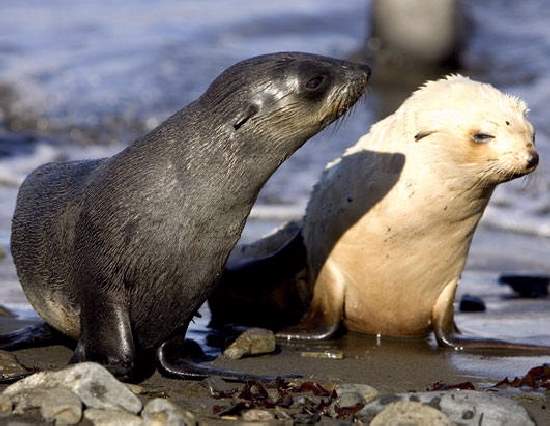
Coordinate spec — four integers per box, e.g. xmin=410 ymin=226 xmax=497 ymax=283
xmin=472 ymin=132 xmax=495 ymax=144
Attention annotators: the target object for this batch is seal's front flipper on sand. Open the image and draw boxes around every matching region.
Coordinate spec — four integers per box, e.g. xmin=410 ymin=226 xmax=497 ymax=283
xmin=0 ymin=322 xmax=72 ymax=351
xmin=70 ymin=296 xmax=136 ymax=380
xmin=157 ymin=336 xmax=301 ymax=382
xmin=277 ymin=262 xmax=344 ymax=341
xmin=433 ymin=280 xmax=550 ymax=354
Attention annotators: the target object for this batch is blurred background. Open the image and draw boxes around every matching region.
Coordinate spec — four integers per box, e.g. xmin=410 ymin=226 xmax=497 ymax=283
xmin=0 ymin=0 xmax=549 ymax=309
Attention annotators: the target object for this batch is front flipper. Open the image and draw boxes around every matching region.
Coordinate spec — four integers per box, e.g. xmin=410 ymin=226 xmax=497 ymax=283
xmin=277 ymin=261 xmax=344 ymax=341
xmin=71 ymin=296 xmax=136 ymax=380
xmin=433 ymin=280 xmax=550 ymax=353
xmin=157 ymin=335 xmax=301 ymax=382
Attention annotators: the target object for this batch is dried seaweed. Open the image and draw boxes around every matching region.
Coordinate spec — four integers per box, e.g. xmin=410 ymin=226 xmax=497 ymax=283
xmin=495 ymin=364 xmax=550 ymax=389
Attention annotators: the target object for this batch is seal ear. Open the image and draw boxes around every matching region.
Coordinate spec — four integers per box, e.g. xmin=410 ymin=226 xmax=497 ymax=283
xmin=234 ymin=104 xmax=259 ymax=130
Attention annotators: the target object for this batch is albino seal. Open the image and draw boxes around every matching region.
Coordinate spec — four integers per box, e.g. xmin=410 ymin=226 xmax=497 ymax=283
xmin=2 ymin=52 xmax=371 ymax=381
xmin=211 ymin=75 xmax=544 ymax=351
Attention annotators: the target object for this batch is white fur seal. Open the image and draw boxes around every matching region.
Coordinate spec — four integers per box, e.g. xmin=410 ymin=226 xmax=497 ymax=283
xmin=211 ymin=75 xmax=544 ymax=352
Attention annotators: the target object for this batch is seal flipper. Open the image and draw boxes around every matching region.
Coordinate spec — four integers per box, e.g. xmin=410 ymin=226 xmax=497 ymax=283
xmin=71 ymin=296 xmax=136 ymax=379
xmin=157 ymin=335 xmax=301 ymax=382
xmin=277 ymin=259 xmax=345 ymax=340
xmin=0 ymin=322 xmax=72 ymax=351
xmin=210 ymin=221 xmax=309 ymax=329
xmin=433 ymin=280 xmax=550 ymax=353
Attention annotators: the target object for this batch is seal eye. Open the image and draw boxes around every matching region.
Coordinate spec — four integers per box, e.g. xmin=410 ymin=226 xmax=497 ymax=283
xmin=473 ymin=133 xmax=494 ymax=144
xmin=305 ymin=75 xmax=326 ymax=91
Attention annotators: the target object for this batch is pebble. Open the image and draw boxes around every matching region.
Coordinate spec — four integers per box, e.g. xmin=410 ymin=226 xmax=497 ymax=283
xmin=0 ymin=386 xmax=82 ymax=424
xmin=241 ymin=409 xmax=275 ymax=421
xmin=370 ymin=401 xmax=452 ymax=426
xmin=0 ymin=351 xmax=30 ymax=382
xmin=141 ymin=398 xmax=196 ymax=426
xmin=223 ymin=328 xmax=276 ymax=360
xmin=359 ymin=390 xmax=535 ymax=426
xmin=3 ymin=362 xmax=142 ymax=414
xmin=300 ymin=350 xmax=344 ymax=360
xmin=459 ymin=294 xmax=486 ymax=312
xmin=84 ymin=408 xmax=143 ymax=426
xmin=499 ymin=274 xmax=549 ymax=298
xmin=335 ymin=383 xmax=378 ymax=404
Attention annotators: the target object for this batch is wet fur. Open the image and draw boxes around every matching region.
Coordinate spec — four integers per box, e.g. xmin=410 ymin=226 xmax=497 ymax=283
xmin=9 ymin=52 xmax=371 ymax=377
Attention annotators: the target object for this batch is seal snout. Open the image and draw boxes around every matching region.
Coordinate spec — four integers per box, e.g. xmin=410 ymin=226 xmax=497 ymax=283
xmin=526 ymin=150 xmax=539 ymax=169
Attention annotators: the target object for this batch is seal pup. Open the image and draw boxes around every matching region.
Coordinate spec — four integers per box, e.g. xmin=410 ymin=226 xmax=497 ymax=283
xmin=4 ymin=52 xmax=371 ymax=380
xmin=211 ymin=75 xmax=545 ymax=352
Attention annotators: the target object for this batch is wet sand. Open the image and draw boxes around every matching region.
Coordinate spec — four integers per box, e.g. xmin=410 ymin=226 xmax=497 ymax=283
xmin=0 ymin=246 xmax=549 ymax=423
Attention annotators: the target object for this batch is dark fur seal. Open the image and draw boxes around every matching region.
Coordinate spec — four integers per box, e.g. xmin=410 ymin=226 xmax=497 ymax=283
xmin=4 ymin=52 xmax=371 ymax=380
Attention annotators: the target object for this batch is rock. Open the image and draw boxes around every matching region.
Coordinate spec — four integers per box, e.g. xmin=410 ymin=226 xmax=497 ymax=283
xmin=370 ymin=401 xmax=452 ymax=426
xmin=335 ymin=383 xmax=378 ymax=405
xmin=499 ymin=274 xmax=549 ymax=298
xmin=241 ymin=409 xmax=275 ymax=421
xmin=0 ymin=246 xmax=5 ymax=261
xmin=0 ymin=351 xmax=31 ymax=382
xmin=223 ymin=328 xmax=276 ymax=360
xmin=300 ymin=350 xmax=344 ymax=360
xmin=84 ymin=408 xmax=143 ymax=426
xmin=459 ymin=294 xmax=486 ymax=312
xmin=126 ymin=383 xmax=145 ymax=395
xmin=336 ymin=391 xmax=363 ymax=410
xmin=359 ymin=390 xmax=535 ymax=426
xmin=0 ymin=386 xmax=82 ymax=424
xmin=3 ymin=362 xmax=142 ymax=414
xmin=142 ymin=398 xmax=196 ymax=426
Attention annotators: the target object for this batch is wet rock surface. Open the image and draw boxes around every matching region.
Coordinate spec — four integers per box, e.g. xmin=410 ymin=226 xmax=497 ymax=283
xmin=359 ymin=390 xmax=536 ymax=426
xmin=459 ymin=294 xmax=486 ymax=312
xmin=141 ymin=398 xmax=196 ymax=426
xmin=0 ymin=385 xmax=82 ymax=424
xmin=3 ymin=362 xmax=142 ymax=414
xmin=0 ymin=351 xmax=31 ymax=382
xmin=369 ymin=401 xmax=452 ymax=426
xmin=84 ymin=408 xmax=143 ymax=426
xmin=223 ymin=328 xmax=276 ymax=360
xmin=499 ymin=274 xmax=550 ymax=298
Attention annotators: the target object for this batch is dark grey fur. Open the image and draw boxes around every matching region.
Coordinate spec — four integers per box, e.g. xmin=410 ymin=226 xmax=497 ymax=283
xmin=9 ymin=52 xmax=370 ymax=379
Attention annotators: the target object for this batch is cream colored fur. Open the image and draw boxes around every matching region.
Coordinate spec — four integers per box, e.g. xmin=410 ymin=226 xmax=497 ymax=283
xmin=303 ymin=75 xmax=536 ymax=336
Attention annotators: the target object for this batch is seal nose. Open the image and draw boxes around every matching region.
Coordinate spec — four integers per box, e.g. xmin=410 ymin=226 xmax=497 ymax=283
xmin=527 ymin=151 xmax=539 ymax=168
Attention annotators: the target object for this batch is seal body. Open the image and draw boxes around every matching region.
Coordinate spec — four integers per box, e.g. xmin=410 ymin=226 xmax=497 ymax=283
xmin=212 ymin=76 xmax=540 ymax=349
xmin=9 ymin=52 xmax=371 ymax=377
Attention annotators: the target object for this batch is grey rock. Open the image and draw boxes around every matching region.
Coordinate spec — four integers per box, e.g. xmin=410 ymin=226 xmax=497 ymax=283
xmin=370 ymin=401 xmax=452 ymax=426
xmin=360 ymin=390 xmax=535 ymax=426
xmin=3 ymin=362 xmax=142 ymax=414
xmin=335 ymin=383 xmax=378 ymax=404
xmin=223 ymin=328 xmax=276 ymax=360
xmin=0 ymin=351 xmax=30 ymax=382
xmin=336 ymin=391 xmax=363 ymax=409
xmin=84 ymin=408 xmax=143 ymax=426
xmin=241 ymin=409 xmax=275 ymax=422
xmin=0 ymin=386 xmax=82 ymax=424
xmin=142 ymin=398 xmax=196 ymax=426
